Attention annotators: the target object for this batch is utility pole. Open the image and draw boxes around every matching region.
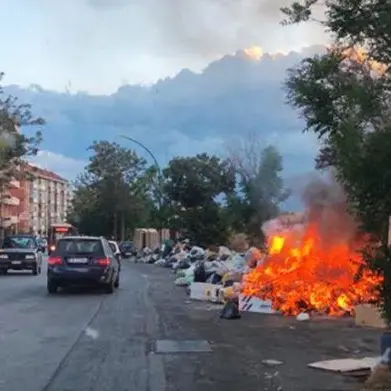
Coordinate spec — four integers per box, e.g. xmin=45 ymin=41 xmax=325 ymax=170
xmin=0 ymin=184 xmax=4 ymax=240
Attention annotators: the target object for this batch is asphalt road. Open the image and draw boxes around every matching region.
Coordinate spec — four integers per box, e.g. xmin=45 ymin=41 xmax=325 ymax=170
xmin=0 ymin=258 xmax=165 ymax=391
xmin=0 ymin=258 xmax=383 ymax=391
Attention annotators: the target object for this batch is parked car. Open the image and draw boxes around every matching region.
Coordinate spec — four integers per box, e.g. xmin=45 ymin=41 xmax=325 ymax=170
xmin=0 ymin=235 xmax=44 ymax=275
xmin=108 ymin=240 xmax=121 ymax=271
xmin=119 ymin=241 xmax=136 ymax=257
xmin=47 ymin=236 xmax=120 ymax=294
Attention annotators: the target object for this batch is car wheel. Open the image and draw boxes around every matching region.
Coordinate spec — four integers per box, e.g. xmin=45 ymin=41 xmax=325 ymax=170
xmin=32 ymin=264 xmax=38 ymax=275
xmin=114 ymin=273 xmax=120 ymax=288
xmin=47 ymin=281 xmax=58 ymax=294
xmin=104 ymin=277 xmax=115 ymax=294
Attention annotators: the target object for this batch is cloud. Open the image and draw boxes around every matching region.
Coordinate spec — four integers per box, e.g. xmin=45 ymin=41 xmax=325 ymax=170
xmin=0 ymin=0 xmax=329 ymax=93
xmin=83 ymin=0 xmax=328 ymax=58
xmin=28 ymin=151 xmax=87 ymax=181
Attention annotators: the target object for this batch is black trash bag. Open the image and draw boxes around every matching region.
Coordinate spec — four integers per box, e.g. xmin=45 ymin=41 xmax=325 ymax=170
xmin=206 ymin=272 xmax=222 ymax=284
xmin=223 ymin=279 xmax=234 ymax=287
xmin=177 ymin=259 xmax=190 ymax=269
xmin=220 ymin=301 xmax=241 ymax=319
xmin=220 ymin=254 xmax=230 ymax=261
xmin=194 ymin=262 xmax=207 ymax=282
xmin=188 ymin=255 xmax=198 ymax=263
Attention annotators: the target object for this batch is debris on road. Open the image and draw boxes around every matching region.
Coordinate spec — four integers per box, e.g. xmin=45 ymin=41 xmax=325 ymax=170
xmin=219 ymin=301 xmax=241 ymax=320
xmin=296 ymin=312 xmax=310 ymax=321
xmin=308 ymin=357 xmax=377 ymax=373
xmin=262 ymin=359 xmax=284 ymax=366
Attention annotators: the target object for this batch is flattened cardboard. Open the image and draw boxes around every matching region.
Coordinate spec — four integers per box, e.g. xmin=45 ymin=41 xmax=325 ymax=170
xmin=355 ymin=304 xmax=387 ymax=329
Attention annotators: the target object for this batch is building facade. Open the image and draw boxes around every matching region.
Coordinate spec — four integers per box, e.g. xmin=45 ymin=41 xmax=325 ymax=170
xmin=27 ymin=165 xmax=72 ymax=235
xmin=0 ymin=179 xmax=30 ymax=235
xmin=0 ymin=164 xmax=72 ymax=236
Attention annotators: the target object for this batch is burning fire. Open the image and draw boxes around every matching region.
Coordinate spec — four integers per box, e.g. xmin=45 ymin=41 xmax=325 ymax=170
xmin=242 ymin=223 xmax=381 ymax=316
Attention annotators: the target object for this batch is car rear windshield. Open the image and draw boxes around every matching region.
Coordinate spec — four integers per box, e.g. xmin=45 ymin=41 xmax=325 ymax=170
xmin=2 ymin=237 xmax=36 ymax=249
xmin=56 ymin=239 xmax=104 ymax=256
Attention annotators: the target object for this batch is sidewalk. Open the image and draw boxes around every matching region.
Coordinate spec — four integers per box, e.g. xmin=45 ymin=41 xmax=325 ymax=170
xmin=140 ymin=263 xmax=382 ymax=391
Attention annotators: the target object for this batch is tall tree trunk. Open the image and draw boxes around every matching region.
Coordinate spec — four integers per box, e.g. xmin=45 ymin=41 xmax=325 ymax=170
xmin=120 ymin=214 xmax=125 ymax=241
xmin=113 ymin=212 xmax=118 ymax=240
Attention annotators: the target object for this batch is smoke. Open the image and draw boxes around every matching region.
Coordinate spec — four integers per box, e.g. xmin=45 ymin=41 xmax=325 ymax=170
xmin=301 ymin=171 xmax=358 ymax=247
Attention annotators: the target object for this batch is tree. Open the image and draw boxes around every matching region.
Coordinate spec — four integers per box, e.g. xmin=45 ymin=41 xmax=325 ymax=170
xmin=283 ymin=1 xmax=391 ymax=322
xmin=68 ymin=141 xmax=156 ymax=239
xmin=0 ymin=72 xmax=44 ymax=184
xmin=162 ymin=153 xmax=235 ymax=247
xmin=226 ymin=133 xmax=290 ymax=243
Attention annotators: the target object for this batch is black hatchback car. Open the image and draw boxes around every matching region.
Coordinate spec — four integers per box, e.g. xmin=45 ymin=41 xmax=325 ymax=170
xmin=47 ymin=236 xmax=120 ymax=294
xmin=0 ymin=235 xmax=44 ymax=275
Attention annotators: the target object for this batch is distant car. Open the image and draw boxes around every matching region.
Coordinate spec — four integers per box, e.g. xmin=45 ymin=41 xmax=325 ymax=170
xmin=119 ymin=241 xmax=136 ymax=257
xmin=47 ymin=236 xmax=120 ymax=294
xmin=0 ymin=235 xmax=44 ymax=275
xmin=108 ymin=240 xmax=121 ymax=270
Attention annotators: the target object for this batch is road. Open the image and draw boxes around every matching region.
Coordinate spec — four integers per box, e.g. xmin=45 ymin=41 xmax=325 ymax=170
xmin=0 ymin=258 xmax=165 ymax=391
xmin=0 ymin=259 xmax=383 ymax=391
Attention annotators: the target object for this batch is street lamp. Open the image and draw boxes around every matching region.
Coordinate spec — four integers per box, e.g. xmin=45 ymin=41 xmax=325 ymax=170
xmin=118 ymin=133 xmax=164 ymax=208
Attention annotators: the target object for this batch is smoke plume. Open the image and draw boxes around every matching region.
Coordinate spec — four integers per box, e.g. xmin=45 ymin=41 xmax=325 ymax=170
xmin=302 ymin=171 xmax=358 ymax=247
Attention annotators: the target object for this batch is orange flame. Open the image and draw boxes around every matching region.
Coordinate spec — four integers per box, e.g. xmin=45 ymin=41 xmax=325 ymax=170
xmin=242 ymin=224 xmax=381 ymax=315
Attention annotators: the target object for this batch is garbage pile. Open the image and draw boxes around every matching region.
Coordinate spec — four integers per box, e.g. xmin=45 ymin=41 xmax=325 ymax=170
xmin=136 ymin=239 xmax=267 ymax=318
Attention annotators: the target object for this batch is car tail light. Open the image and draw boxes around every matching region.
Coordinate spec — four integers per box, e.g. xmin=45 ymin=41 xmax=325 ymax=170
xmin=94 ymin=257 xmax=110 ymax=267
xmin=48 ymin=256 xmax=62 ymax=265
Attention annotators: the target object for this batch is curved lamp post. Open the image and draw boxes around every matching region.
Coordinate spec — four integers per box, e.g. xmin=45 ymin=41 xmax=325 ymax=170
xmin=118 ymin=134 xmax=164 ymax=211
xmin=119 ymin=134 xmax=162 ymax=179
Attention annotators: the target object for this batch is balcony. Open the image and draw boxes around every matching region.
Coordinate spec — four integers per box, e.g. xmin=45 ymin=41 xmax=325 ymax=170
xmin=1 ymin=215 xmax=18 ymax=228
xmin=3 ymin=196 xmax=20 ymax=206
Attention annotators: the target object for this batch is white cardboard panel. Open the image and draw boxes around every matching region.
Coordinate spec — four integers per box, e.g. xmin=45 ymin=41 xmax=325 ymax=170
xmin=308 ymin=357 xmax=378 ymax=373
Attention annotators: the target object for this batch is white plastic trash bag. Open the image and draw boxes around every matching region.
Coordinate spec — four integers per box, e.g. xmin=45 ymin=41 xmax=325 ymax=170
xmin=188 ymin=246 xmax=204 ymax=258
xmin=218 ymin=246 xmax=232 ymax=258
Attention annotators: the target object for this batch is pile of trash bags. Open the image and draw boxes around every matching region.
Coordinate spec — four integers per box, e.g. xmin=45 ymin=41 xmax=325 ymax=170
xmin=135 ymin=240 xmax=267 ymax=309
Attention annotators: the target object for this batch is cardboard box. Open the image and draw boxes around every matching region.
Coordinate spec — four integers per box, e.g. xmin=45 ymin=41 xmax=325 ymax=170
xmin=189 ymin=282 xmax=224 ymax=303
xmin=355 ymin=304 xmax=387 ymax=328
xmin=239 ymin=294 xmax=277 ymax=314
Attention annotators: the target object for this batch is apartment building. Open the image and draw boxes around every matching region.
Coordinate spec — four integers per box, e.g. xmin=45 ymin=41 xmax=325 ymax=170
xmin=27 ymin=165 xmax=72 ymax=235
xmin=0 ymin=179 xmax=30 ymax=235
xmin=0 ymin=164 xmax=72 ymax=236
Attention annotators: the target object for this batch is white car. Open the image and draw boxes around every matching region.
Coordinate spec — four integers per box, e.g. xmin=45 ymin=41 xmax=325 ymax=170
xmin=108 ymin=241 xmax=122 ymax=270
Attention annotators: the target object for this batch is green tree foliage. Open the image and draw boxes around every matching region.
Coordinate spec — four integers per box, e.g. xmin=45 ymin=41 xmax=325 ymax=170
xmin=162 ymin=153 xmax=236 ymax=247
xmin=70 ymin=142 xmax=289 ymax=250
xmin=227 ymin=134 xmax=290 ymax=243
xmin=283 ymin=0 xmax=391 ymax=322
xmin=0 ymin=72 xmax=44 ymax=185
xmin=68 ymin=141 xmax=156 ymax=239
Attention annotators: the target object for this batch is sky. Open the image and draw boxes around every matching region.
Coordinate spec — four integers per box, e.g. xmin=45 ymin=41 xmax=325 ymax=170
xmin=0 ymin=0 xmax=329 ymax=193
xmin=0 ymin=0 xmax=328 ymax=94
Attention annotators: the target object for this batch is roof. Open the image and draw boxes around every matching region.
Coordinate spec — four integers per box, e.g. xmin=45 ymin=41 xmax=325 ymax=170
xmin=51 ymin=223 xmax=74 ymax=228
xmin=21 ymin=162 xmax=68 ymax=183
xmin=58 ymin=236 xmax=102 ymax=241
